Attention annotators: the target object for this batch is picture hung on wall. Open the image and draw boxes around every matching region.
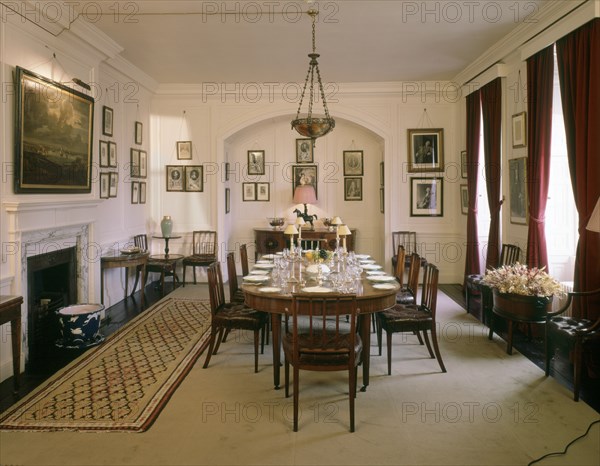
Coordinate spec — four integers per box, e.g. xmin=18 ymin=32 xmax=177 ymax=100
xmin=135 ymin=121 xmax=143 ymax=145
xmin=461 ymin=150 xmax=467 ymax=178
xmin=410 ymin=177 xmax=443 ymax=217
xmin=380 ymin=161 xmax=384 ymax=186
xmin=380 ymin=187 xmax=384 ymax=213
xmin=296 ymin=138 xmax=313 ymax=163
xmin=130 ymin=149 xmax=140 ymax=178
xmin=291 ymin=164 xmax=318 ymax=199
xmin=247 ymin=150 xmax=265 ymax=175
xmin=460 ymin=184 xmax=468 ymax=215
xmin=407 ymin=128 xmax=444 ymax=173
xmin=185 ymin=165 xmax=203 ymax=192
xmin=343 ymin=151 xmax=363 ymax=176
xmin=99 ymin=172 xmax=110 ymax=199
xmin=139 ymin=182 xmax=147 ymax=204
xmin=512 ymin=112 xmax=527 ymax=148
xmin=109 ymin=172 xmax=118 ymax=198
xmin=344 ymin=177 xmax=362 ymax=201
xmin=256 ymin=182 xmax=270 ymax=201
xmin=108 ymin=141 xmax=117 ymax=167
xmin=242 ymin=182 xmax=256 ymax=201
xmin=139 ymin=150 xmax=147 ymax=178
xmin=509 ymin=157 xmax=528 ymax=224
xmin=14 ymin=66 xmax=94 ymax=193
xmin=102 ymin=105 xmax=113 ymax=137
xmin=99 ymin=141 xmax=109 ymax=167
xmin=225 ymin=162 xmax=230 ymax=181
xmin=225 ymin=188 xmax=230 ymax=213
xmin=177 ymin=141 xmax=192 ymax=160
xmin=131 ymin=181 xmax=139 ymax=204
xmin=166 ymin=165 xmax=184 ymax=192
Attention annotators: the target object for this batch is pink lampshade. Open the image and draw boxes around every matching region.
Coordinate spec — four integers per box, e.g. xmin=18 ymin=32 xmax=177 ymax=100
xmin=293 ymin=185 xmax=317 ymax=205
xmin=587 ymin=198 xmax=600 ymax=233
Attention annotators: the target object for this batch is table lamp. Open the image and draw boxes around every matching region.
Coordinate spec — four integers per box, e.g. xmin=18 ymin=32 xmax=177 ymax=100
xmin=331 ymin=216 xmax=343 ymax=248
xmin=284 ymin=224 xmax=299 ymax=251
xmin=293 ymin=185 xmax=317 ymax=229
xmin=586 ymin=198 xmax=600 ymax=233
xmin=295 ymin=217 xmax=306 ymax=248
xmin=338 ymin=224 xmax=352 ymax=252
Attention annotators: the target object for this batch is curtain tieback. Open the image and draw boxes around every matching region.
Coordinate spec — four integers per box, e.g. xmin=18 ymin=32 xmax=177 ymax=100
xmin=530 ymin=215 xmax=545 ymax=224
xmin=469 ymin=208 xmax=478 ymax=214
xmin=492 ymin=199 xmax=504 ymax=215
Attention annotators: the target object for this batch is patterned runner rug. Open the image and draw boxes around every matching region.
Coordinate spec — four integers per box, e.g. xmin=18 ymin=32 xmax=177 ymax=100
xmin=0 ymin=298 xmax=211 ymax=432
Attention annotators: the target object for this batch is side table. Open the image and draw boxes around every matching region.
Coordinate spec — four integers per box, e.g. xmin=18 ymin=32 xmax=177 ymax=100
xmin=149 ymin=254 xmax=184 ymax=297
xmin=100 ymin=251 xmax=149 ymax=307
xmin=0 ymin=295 xmax=23 ymax=394
xmin=152 ymin=235 xmax=182 ymax=256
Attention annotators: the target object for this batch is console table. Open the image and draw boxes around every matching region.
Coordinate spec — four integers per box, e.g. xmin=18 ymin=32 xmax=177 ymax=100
xmin=254 ymin=228 xmax=356 ymax=257
xmin=0 ymin=295 xmax=23 ymax=394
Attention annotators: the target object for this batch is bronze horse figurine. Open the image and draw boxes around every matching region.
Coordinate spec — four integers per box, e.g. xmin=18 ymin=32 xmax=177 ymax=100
xmin=293 ymin=209 xmax=318 ymax=229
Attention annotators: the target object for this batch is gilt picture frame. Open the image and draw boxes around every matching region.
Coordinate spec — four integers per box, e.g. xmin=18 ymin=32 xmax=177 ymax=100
xmin=177 ymin=141 xmax=192 ymax=160
xmin=291 ymin=164 xmax=318 ymax=199
xmin=512 ymin=112 xmax=527 ymax=148
xmin=343 ymin=150 xmax=363 ymax=176
xmin=247 ymin=150 xmax=265 ymax=175
xmin=134 ymin=121 xmax=143 ymax=145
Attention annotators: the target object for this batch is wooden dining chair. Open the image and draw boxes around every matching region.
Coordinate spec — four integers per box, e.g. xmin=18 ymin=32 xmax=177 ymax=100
xmin=283 ymin=292 xmax=362 ymax=432
xmin=299 ymin=238 xmax=327 ymax=250
xmin=133 ymin=234 xmax=180 ymax=296
xmin=226 ymin=252 xmax=245 ymax=305
xmin=182 ymin=231 xmax=218 ymax=286
xmin=391 ymin=231 xmax=427 ymax=275
xmin=239 ymin=243 xmax=250 ymax=277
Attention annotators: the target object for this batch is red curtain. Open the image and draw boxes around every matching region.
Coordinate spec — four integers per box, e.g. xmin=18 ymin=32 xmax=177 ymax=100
xmin=556 ymin=18 xmax=600 ymax=319
xmin=481 ymin=78 xmax=503 ymax=269
xmin=525 ymin=46 xmax=554 ymax=270
xmin=463 ymin=90 xmax=481 ymax=287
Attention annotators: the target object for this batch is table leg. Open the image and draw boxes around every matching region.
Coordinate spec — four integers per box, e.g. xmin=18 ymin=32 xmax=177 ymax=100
xmin=11 ymin=318 xmax=21 ymax=394
xmin=164 ymin=238 xmax=170 ymax=256
xmin=507 ymin=320 xmax=513 ymax=355
xmin=360 ymin=314 xmax=371 ymax=392
xmin=140 ymin=263 xmax=146 ymax=309
xmin=100 ymin=266 xmax=105 ymax=305
xmin=125 ymin=267 xmax=129 ymax=299
xmin=271 ymin=313 xmax=281 ymax=389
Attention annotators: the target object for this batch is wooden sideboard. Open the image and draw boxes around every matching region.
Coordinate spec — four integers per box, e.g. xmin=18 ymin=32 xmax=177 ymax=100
xmin=254 ymin=228 xmax=356 ymax=256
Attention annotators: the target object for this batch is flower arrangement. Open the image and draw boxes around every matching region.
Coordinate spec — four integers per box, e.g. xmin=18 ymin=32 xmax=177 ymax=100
xmin=481 ymin=263 xmax=566 ymax=298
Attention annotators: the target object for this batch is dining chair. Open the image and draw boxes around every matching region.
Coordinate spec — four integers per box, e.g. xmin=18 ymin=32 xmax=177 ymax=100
xmin=182 ymin=231 xmax=218 ymax=286
xmin=545 ymin=288 xmax=600 ymax=401
xmin=283 ymin=292 xmax=362 ymax=432
xmin=203 ymin=262 xmax=268 ymax=373
xmin=239 ymin=243 xmax=250 ymax=276
xmin=133 ymin=234 xmax=180 ymax=296
xmin=226 ymin=252 xmax=245 ymax=305
xmin=377 ymin=263 xmax=446 ymax=374
xmin=299 ymin=238 xmax=327 ymax=250
xmin=391 ymin=231 xmax=427 ymax=275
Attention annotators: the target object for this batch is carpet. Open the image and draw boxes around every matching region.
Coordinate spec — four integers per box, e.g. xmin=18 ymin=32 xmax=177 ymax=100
xmin=0 ymin=298 xmax=211 ymax=432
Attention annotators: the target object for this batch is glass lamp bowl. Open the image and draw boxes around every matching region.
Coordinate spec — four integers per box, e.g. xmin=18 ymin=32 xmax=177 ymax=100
xmin=291 ymin=116 xmax=335 ymax=139
xmin=267 ymin=217 xmax=285 ymax=230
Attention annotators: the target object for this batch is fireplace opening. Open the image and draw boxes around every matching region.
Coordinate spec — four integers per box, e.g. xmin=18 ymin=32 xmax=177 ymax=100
xmin=27 ymin=247 xmax=77 ymax=369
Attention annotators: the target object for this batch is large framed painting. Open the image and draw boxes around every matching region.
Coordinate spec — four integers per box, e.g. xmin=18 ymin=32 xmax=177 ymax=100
xmin=291 ymin=164 xmax=318 ymax=199
xmin=14 ymin=66 xmax=94 ymax=193
xmin=407 ymin=128 xmax=444 ymax=173
xmin=509 ymin=157 xmax=528 ymax=224
xmin=410 ymin=177 xmax=443 ymax=217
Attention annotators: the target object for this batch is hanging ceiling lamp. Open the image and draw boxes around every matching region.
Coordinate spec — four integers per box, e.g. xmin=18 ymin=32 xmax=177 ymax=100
xmin=291 ymin=9 xmax=335 ymax=146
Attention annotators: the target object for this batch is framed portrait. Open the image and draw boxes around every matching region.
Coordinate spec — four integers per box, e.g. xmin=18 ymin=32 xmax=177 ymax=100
xmin=380 ymin=161 xmax=384 ymax=186
xmin=512 ymin=112 xmax=527 ymax=148
xmin=139 ymin=150 xmax=147 ymax=178
xmin=242 ymin=182 xmax=256 ymax=201
xmin=131 ymin=181 xmax=139 ymax=204
xmin=509 ymin=157 xmax=528 ymax=224
xmin=166 ymin=165 xmax=184 ymax=192
xmin=256 ymin=182 xmax=270 ymax=201
xmin=407 ymin=128 xmax=444 ymax=173
xmin=380 ymin=187 xmax=385 ymax=213
xmin=225 ymin=188 xmax=230 ymax=213
xmin=177 ymin=141 xmax=192 ymax=160
xmin=14 ymin=66 xmax=94 ymax=193
xmin=185 ymin=165 xmax=203 ymax=192
xmin=343 ymin=150 xmax=363 ymax=176
xmin=291 ymin=164 xmax=318 ymax=199
xmin=135 ymin=121 xmax=142 ymax=145
xmin=99 ymin=172 xmax=110 ymax=199
xmin=296 ymin=138 xmax=313 ymax=163
xmin=344 ymin=177 xmax=362 ymax=201
xmin=108 ymin=141 xmax=117 ymax=167
xmin=99 ymin=140 xmax=109 ymax=167
xmin=130 ymin=149 xmax=140 ymax=178
xmin=139 ymin=182 xmax=147 ymax=204
xmin=410 ymin=177 xmax=443 ymax=217
xmin=460 ymin=184 xmax=468 ymax=215
xmin=109 ymin=171 xmax=118 ymax=198
xmin=102 ymin=105 xmax=113 ymax=137
xmin=461 ymin=150 xmax=467 ymax=178
xmin=247 ymin=150 xmax=265 ymax=175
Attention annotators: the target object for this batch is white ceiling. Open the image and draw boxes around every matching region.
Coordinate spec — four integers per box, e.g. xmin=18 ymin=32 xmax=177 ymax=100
xmin=81 ymin=0 xmax=548 ymax=84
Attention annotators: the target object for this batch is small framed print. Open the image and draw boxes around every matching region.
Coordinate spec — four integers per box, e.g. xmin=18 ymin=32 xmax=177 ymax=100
xmin=461 ymin=150 xmax=467 ymax=178
xmin=380 ymin=161 xmax=384 ymax=186
xmin=380 ymin=187 xmax=385 ymax=213
xmin=291 ymin=164 xmax=318 ymax=199
xmin=512 ymin=112 xmax=527 ymax=148
xmin=109 ymin=172 xmax=118 ymax=198
xmin=108 ymin=141 xmax=117 ymax=168
xmin=410 ymin=177 xmax=443 ymax=217
xmin=296 ymin=138 xmax=313 ymax=163
xmin=225 ymin=162 xmax=230 ymax=181
xmin=131 ymin=181 xmax=139 ymax=204
xmin=407 ymin=128 xmax=444 ymax=173
xmin=247 ymin=150 xmax=265 ymax=175
xmin=509 ymin=157 xmax=528 ymax=224
xmin=185 ymin=165 xmax=203 ymax=192
xmin=460 ymin=184 xmax=468 ymax=215
xmin=242 ymin=182 xmax=256 ymax=201
xmin=256 ymin=182 xmax=270 ymax=201
xmin=99 ymin=172 xmax=110 ymax=199
xmin=139 ymin=150 xmax=147 ymax=178
xmin=177 ymin=141 xmax=192 ymax=160
xmin=225 ymin=187 xmax=230 ymax=213
xmin=130 ymin=149 xmax=140 ymax=178
xmin=139 ymin=182 xmax=147 ymax=204
xmin=99 ymin=140 xmax=109 ymax=167
xmin=343 ymin=151 xmax=363 ymax=176
xmin=102 ymin=105 xmax=113 ymax=137
xmin=166 ymin=165 xmax=184 ymax=192
xmin=135 ymin=121 xmax=142 ymax=145
xmin=344 ymin=177 xmax=363 ymax=201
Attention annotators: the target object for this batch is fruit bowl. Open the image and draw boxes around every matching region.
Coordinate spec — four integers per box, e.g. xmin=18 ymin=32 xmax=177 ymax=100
xmin=267 ymin=217 xmax=285 ymax=230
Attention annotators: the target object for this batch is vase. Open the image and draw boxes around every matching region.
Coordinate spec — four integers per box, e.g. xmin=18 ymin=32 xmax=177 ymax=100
xmin=492 ymin=289 xmax=553 ymax=322
xmin=160 ymin=216 xmax=173 ymax=238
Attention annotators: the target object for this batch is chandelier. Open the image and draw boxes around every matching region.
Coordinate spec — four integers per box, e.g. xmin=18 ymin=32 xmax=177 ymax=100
xmin=291 ymin=9 xmax=335 ymax=145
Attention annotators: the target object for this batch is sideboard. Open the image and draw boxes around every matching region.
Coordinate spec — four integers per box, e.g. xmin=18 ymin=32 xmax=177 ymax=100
xmin=254 ymin=228 xmax=356 ymax=257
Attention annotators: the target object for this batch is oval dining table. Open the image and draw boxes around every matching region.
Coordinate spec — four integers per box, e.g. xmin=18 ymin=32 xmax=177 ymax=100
xmin=242 ymin=271 xmax=399 ymax=391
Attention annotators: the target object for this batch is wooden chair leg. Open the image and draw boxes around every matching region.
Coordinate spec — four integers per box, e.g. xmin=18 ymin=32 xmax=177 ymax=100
xmin=349 ymin=365 xmax=356 ymax=433
xmin=284 ymin=358 xmax=290 ymax=398
xmin=429 ymin=328 xmax=447 ymax=373
xmin=182 ymin=265 xmax=186 ymax=287
xmin=293 ymin=365 xmax=300 ymax=432
xmin=376 ymin=316 xmax=383 ymax=356
xmin=203 ymin=326 xmax=219 ymax=368
xmin=222 ymin=328 xmax=231 ymax=342
xmin=544 ymin=326 xmax=551 ymax=377
xmin=573 ymin=340 xmax=583 ymax=402
xmin=213 ymin=327 xmax=225 ymax=354
xmin=254 ymin=329 xmax=259 ymax=373
xmin=414 ymin=330 xmax=425 ymax=346
xmin=386 ymin=331 xmax=393 ymax=375
xmin=422 ymin=330 xmax=435 ymax=358
xmin=193 ymin=266 xmax=197 ymax=284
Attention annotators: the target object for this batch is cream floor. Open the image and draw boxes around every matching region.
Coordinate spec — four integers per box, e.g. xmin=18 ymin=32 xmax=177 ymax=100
xmin=1 ymin=285 xmax=598 ymax=466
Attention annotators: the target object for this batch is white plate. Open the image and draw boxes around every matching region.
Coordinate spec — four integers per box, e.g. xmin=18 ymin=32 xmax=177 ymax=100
xmin=301 ymin=286 xmax=333 ymax=293
xmin=258 ymin=287 xmax=281 ymax=293
xmin=243 ymin=275 xmax=270 ymax=282
xmin=250 ymin=270 xmax=269 ymax=275
xmin=361 ymin=264 xmax=382 ymax=270
xmin=254 ymin=263 xmax=275 ymax=269
xmin=359 ymin=259 xmax=376 ymax=264
xmin=373 ymin=283 xmax=397 ymax=290
xmin=261 ymin=254 xmax=276 ymax=260
xmin=305 ymin=264 xmax=331 ymax=274
xmin=355 ymin=254 xmax=370 ymax=259
xmin=366 ymin=270 xmax=386 ymax=275
xmin=366 ymin=275 xmax=396 ymax=282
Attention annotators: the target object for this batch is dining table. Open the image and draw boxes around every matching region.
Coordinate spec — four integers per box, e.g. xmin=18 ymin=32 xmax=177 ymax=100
xmin=241 ymin=254 xmax=399 ymax=391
